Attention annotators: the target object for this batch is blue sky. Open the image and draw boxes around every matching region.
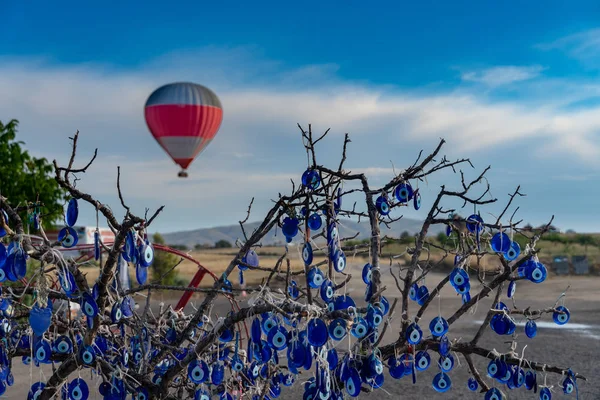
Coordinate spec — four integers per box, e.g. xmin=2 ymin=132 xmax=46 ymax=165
xmin=2 ymin=1 xmax=600 ymax=234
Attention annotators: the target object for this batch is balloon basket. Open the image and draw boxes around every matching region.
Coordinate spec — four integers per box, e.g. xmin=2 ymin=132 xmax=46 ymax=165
xmin=178 ymin=170 xmax=188 ymax=178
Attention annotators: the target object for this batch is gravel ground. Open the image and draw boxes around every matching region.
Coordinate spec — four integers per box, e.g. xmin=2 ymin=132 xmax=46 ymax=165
xmin=5 ymin=265 xmax=600 ymax=399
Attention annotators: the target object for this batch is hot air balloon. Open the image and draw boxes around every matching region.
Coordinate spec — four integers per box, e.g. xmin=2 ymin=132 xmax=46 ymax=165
xmin=144 ymin=82 xmax=223 ymax=177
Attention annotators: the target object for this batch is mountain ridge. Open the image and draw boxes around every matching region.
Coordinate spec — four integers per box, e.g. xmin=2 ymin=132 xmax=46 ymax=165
xmin=161 ymin=217 xmax=445 ymax=248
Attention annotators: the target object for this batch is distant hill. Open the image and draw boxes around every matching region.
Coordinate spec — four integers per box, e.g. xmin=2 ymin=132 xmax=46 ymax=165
xmin=161 ymin=217 xmax=445 ymax=249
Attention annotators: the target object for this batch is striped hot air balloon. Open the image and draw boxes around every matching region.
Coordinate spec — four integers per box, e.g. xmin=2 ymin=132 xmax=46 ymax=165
xmin=144 ymin=82 xmax=223 ymax=177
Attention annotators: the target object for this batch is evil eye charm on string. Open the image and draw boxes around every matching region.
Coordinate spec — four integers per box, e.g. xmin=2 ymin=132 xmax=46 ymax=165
xmin=429 ymin=316 xmax=449 ymax=337
xmin=320 ymin=279 xmax=335 ymax=302
xmin=432 ymin=372 xmax=452 ymax=393
xmin=307 ymin=267 xmax=324 ymax=288
xmin=484 ymin=387 xmax=503 ymax=400
xmin=562 ymin=374 xmax=575 ymax=395
xmin=187 ymin=360 xmax=209 ymax=384
xmin=507 ymin=281 xmax=516 ymax=298
xmin=375 ymin=195 xmax=390 ymax=216
xmin=136 ymin=264 xmax=148 ymax=285
xmin=362 ymin=263 xmax=372 ymax=284
xmin=308 ymin=213 xmax=322 ymax=230
xmin=525 ymin=319 xmax=537 ymax=338
xmin=301 ymin=168 xmax=321 ymax=190
xmin=333 ymin=249 xmax=346 ymax=273
xmin=288 ymin=280 xmax=300 ymax=299
xmin=504 ymin=241 xmax=520 ymax=261
xmin=490 ymin=232 xmax=511 ymax=253
xmin=540 ymin=387 xmax=552 ymax=400
xmin=267 ymin=326 xmax=288 ymax=351
xmin=406 ymin=323 xmax=422 ymax=345
xmin=413 ymin=188 xmax=421 ymax=210
xmin=139 ymin=242 xmax=154 ymax=267
xmin=415 ymin=351 xmax=431 ymax=371
xmin=439 ymin=354 xmax=454 ymax=372
xmin=54 ymin=335 xmax=73 ymax=354
xmin=328 ymin=319 xmax=347 ymax=341
xmin=466 ymin=214 xmax=484 ymax=234
xmin=94 ymin=230 xmax=100 ymax=261
xmin=302 ymin=242 xmax=313 ymax=266
xmin=416 ymin=285 xmax=429 ymax=306
xmin=439 ymin=334 xmax=450 ymax=357
xmin=34 ymin=339 xmax=51 ymax=363
xmin=345 ymin=368 xmax=362 ymax=397
xmin=409 ymin=283 xmax=418 ymax=301
xmin=394 ymin=182 xmax=413 ymax=203
xmin=307 ymin=318 xmax=328 ymax=348
xmin=527 ymin=261 xmax=547 ymax=284
xmin=351 ymin=316 xmax=368 ymax=339
xmin=65 ymin=198 xmax=79 ymax=227
xmin=81 ymin=293 xmax=98 ymax=320
xmin=467 ymin=377 xmax=478 ymax=391
xmin=281 ymin=217 xmax=300 ymax=241
xmin=58 ymin=227 xmax=78 ymax=248
xmin=79 ymin=344 xmax=96 ymax=365
xmin=67 ymin=378 xmax=89 ymax=400
xmin=553 ymin=306 xmax=570 ymax=325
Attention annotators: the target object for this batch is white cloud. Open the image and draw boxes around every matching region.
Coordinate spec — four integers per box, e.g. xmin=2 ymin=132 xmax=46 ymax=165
xmin=461 ymin=65 xmax=545 ymax=86
xmin=1 ymin=48 xmax=600 ymax=232
xmin=536 ymin=28 xmax=600 ymax=67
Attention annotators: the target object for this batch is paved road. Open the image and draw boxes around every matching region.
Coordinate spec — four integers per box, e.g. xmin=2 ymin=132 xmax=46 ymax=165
xmin=6 ymin=265 xmax=600 ymax=399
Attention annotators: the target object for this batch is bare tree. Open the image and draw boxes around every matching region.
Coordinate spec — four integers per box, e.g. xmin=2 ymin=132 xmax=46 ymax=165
xmin=0 ymin=126 xmax=584 ymax=400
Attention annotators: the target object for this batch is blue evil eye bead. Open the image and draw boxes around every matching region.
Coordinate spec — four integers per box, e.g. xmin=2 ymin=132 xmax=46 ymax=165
xmin=136 ymin=264 xmax=148 ymax=285
xmin=439 ymin=354 xmax=454 ymax=372
xmin=362 ymin=263 xmax=372 ymax=284
xmin=81 ymin=292 xmax=98 ymax=318
xmin=307 ymin=267 xmax=324 ymax=288
xmin=379 ymin=296 xmax=390 ymax=315
xmin=413 ymin=189 xmax=421 ymax=210
xmin=80 ymin=345 xmax=95 ymax=365
xmin=345 ymin=368 xmax=361 ymax=397
xmin=240 ymin=249 xmax=259 ymax=270
xmin=58 ymin=227 xmax=79 ymax=248
xmin=139 ymin=243 xmax=154 ymax=267
xmin=121 ymin=296 xmax=135 ymax=318
xmin=449 ymin=267 xmax=469 ymax=288
xmin=439 ymin=334 xmax=451 ymax=356
xmin=553 ymin=306 xmax=570 ymax=325
xmin=211 ymin=362 xmax=225 ymax=385
xmin=328 ymin=319 xmax=347 ymax=341
xmin=59 ymin=270 xmax=77 ymax=297
xmin=507 ymin=281 xmax=516 ymax=298
xmin=281 ymin=217 xmax=300 ymax=239
xmin=251 ymin=318 xmax=262 ymax=343
xmin=34 ymin=339 xmax=51 ymax=363
xmin=307 ymin=318 xmax=328 ymax=347
xmin=394 ymin=182 xmax=413 ymax=203
xmin=327 ymin=222 xmax=338 ymax=246
xmin=406 ymin=323 xmax=422 ymax=345
xmin=467 ymin=377 xmax=478 ymax=391
xmin=136 ymin=387 xmax=150 ymax=400
xmin=416 ymin=285 xmax=429 ymax=306
xmin=466 ymin=214 xmax=484 ymax=234
xmin=333 ymin=249 xmax=347 ymax=273
xmin=302 ymin=242 xmax=313 ymax=266
xmin=28 ymin=382 xmax=46 ymax=400
xmin=429 ymin=316 xmax=449 ymax=337
xmin=387 ymin=356 xmax=405 ymax=379
xmin=525 ymin=319 xmax=537 ymax=338
xmin=288 ymin=280 xmax=300 ymax=299
xmin=111 ymin=301 xmax=123 ymax=323
xmin=187 ymin=359 xmax=209 ymax=384
xmin=307 ymin=213 xmax=322 ymax=230
xmin=527 ymin=261 xmax=547 ymax=284
xmin=539 ymin=387 xmax=552 ymax=400
xmin=267 ymin=326 xmax=288 ymax=350
xmin=432 ymin=372 xmax=452 ymax=393
xmin=65 ymin=198 xmax=79 ymax=227
xmin=261 ymin=315 xmax=277 ymax=335
xmin=93 ymin=231 xmax=100 ymax=261
xmin=490 ymin=232 xmax=511 ymax=253
xmin=320 ymin=279 xmax=335 ymax=302
xmin=525 ymin=370 xmax=537 ymax=390
xmin=409 ymin=282 xmax=418 ymax=301
xmin=446 ymin=225 xmax=452 ymax=236
xmin=562 ymin=376 xmax=575 ymax=394
xmin=54 ymin=335 xmax=73 ymax=354
xmin=375 ymin=195 xmax=390 ymax=215
xmin=29 ymin=303 xmax=52 ymax=337
xmin=301 ymin=169 xmax=321 ymax=190
xmin=351 ymin=317 xmax=368 ymax=338
xmin=484 ymin=387 xmax=503 ymax=400
xmin=504 ymin=241 xmax=520 ymax=261
xmin=0 ymin=244 xmax=7 ymax=268
xmin=68 ymin=378 xmax=89 ymax=400
xmin=6 ymin=248 xmax=26 ymax=281
xmin=415 ymin=350 xmax=431 ymax=371
xmin=366 ymin=306 xmax=383 ymax=328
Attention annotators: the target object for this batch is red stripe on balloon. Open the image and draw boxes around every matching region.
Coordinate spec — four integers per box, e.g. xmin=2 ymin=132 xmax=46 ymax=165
xmin=144 ymin=104 xmax=223 ymax=139
xmin=173 ymin=158 xmax=194 ymax=169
